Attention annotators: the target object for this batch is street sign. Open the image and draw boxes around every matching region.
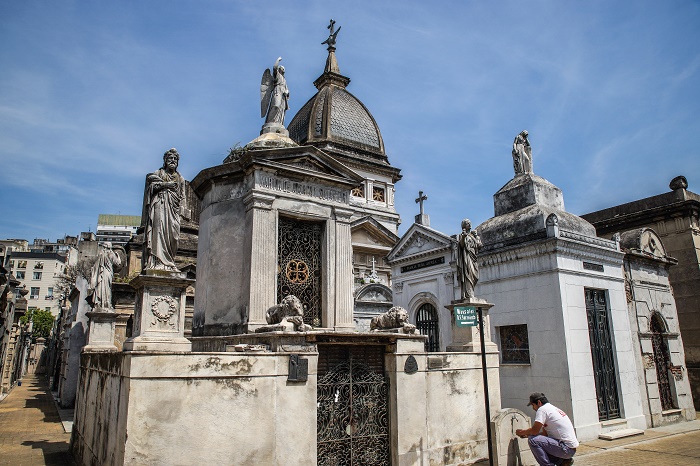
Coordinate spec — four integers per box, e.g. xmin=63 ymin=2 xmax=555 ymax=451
xmin=454 ymin=306 xmax=477 ymax=327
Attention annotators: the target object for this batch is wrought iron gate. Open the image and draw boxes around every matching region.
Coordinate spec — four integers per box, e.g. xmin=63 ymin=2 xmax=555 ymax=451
xmin=585 ymin=288 xmax=621 ymax=421
xmin=416 ymin=303 xmax=440 ymax=352
xmin=651 ymin=315 xmax=675 ymax=410
xmin=317 ymin=345 xmax=390 ymax=466
xmin=277 ymin=217 xmax=322 ymax=326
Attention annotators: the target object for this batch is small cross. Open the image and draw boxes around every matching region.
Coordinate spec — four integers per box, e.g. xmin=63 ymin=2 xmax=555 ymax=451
xmin=415 ymin=191 xmax=428 ymax=215
xmin=370 ymin=257 xmax=377 ymax=271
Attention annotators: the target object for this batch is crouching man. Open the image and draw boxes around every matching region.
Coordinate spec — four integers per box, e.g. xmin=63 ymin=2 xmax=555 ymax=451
xmin=515 ymin=392 xmax=578 ymax=466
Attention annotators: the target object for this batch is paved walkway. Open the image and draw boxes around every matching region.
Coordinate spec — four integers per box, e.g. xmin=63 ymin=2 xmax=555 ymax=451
xmin=574 ymin=418 xmax=700 ymax=466
xmin=0 ymin=375 xmax=73 ymax=466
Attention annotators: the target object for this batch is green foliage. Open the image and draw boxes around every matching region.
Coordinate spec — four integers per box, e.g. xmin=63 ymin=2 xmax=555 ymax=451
xmin=20 ymin=308 xmax=55 ymax=340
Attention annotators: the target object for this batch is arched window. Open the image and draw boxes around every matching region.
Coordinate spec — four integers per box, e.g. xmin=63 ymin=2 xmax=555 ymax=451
xmin=416 ymin=303 xmax=440 ymax=352
xmin=651 ymin=314 xmax=675 ymax=410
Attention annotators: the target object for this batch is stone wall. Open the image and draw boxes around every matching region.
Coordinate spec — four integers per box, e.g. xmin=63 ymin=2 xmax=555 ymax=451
xmin=72 ymin=336 xmax=501 ymax=465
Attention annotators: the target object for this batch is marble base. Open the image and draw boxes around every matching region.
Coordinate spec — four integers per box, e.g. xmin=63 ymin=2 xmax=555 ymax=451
xmin=123 ymin=272 xmax=194 ymax=352
xmin=445 ymin=298 xmax=496 ymax=352
xmin=84 ymin=310 xmax=118 ymax=352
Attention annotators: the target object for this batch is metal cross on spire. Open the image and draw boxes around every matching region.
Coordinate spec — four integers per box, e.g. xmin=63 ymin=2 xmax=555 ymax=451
xmin=415 ymin=191 xmax=428 ymax=216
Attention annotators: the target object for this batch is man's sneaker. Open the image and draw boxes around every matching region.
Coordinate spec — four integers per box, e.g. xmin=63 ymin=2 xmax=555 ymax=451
xmin=560 ymin=459 xmax=574 ymax=466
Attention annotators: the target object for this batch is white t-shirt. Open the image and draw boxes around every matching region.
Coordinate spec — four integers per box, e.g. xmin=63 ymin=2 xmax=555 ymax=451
xmin=535 ymin=403 xmax=579 ymax=448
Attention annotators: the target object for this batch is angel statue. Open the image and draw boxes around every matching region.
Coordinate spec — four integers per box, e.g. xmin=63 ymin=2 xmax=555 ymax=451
xmin=260 ymin=57 xmax=289 ymax=127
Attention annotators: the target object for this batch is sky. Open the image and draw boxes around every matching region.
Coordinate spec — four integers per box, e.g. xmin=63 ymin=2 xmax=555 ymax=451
xmin=1 ymin=1 xmax=699 ymax=242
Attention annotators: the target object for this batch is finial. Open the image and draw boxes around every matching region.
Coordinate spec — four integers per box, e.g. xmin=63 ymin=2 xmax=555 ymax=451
xmin=321 ymin=19 xmax=341 ymax=74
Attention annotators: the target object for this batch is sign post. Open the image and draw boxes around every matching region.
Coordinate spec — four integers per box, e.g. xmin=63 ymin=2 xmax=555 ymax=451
xmin=452 ymin=304 xmax=494 ymax=466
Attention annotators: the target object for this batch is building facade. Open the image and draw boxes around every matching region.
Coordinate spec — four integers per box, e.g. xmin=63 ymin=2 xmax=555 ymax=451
xmin=582 ymin=175 xmax=700 ymax=409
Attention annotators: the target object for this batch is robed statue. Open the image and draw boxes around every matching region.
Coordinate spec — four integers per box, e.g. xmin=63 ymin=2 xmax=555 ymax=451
xmin=512 ymin=130 xmax=533 ymax=176
xmin=260 ymin=57 xmax=289 ymax=126
xmin=87 ymin=242 xmax=123 ymax=310
xmin=457 ymin=219 xmax=482 ymax=300
xmin=142 ymin=148 xmax=187 ymax=272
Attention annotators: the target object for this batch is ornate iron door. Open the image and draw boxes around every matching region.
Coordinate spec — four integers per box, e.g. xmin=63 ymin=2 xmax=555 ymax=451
xmin=416 ymin=303 xmax=440 ymax=352
xmin=651 ymin=316 xmax=675 ymax=410
xmin=585 ymin=289 xmax=621 ymax=421
xmin=277 ymin=217 xmax=323 ymax=326
xmin=317 ymin=345 xmax=389 ymax=466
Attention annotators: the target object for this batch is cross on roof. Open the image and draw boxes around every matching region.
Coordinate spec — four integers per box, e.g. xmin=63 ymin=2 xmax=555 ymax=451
xmin=415 ymin=191 xmax=428 ymax=215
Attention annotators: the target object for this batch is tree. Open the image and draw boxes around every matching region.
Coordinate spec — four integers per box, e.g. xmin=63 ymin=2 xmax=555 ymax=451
xmin=20 ymin=308 xmax=55 ymax=340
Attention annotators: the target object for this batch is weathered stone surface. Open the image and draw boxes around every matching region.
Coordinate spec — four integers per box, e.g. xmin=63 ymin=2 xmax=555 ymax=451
xmin=491 ymin=408 xmax=536 ymax=466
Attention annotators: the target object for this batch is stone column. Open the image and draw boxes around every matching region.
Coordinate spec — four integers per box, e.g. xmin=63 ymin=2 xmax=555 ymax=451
xmin=84 ymin=311 xmax=118 ymax=352
xmin=334 ymin=207 xmax=355 ymax=330
xmin=245 ymin=192 xmax=277 ymax=331
xmin=123 ymin=272 xmax=194 ymax=352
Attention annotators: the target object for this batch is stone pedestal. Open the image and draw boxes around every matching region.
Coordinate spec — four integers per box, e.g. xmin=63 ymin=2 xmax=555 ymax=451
xmin=445 ymin=298 xmax=497 ymax=352
xmin=84 ymin=310 xmax=118 ymax=352
xmin=123 ymin=272 xmax=194 ymax=352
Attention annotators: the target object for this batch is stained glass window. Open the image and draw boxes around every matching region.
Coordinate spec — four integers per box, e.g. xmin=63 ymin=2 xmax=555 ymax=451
xmin=499 ymin=324 xmax=530 ymax=364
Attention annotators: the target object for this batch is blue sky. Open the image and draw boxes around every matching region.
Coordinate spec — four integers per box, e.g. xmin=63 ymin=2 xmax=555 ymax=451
xmin=1 ymin=1 xmax=699 ymax=242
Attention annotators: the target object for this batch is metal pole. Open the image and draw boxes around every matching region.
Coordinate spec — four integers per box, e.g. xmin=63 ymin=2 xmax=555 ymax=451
xmin=478 ymin=306 xmax=494 ymax=466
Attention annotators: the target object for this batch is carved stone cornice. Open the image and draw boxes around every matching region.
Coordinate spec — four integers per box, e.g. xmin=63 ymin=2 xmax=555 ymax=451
xmin=480 ymin=235 xmax=624 ymax=267
xmin=243 ymin=191 xmax=275 ymax=212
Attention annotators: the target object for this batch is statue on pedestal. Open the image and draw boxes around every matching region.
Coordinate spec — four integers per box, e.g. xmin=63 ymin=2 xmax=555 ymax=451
xmin=261 ymin=57 xmax=290 ymax=127
xmin=512 ymin=130 xmax=533 ymax=176
xmin=143 ymin=148 xmax=186 ymax=272
xmin=457 ymin=219 xmax=482 ymax=300
xmin=87 ymin=242 xmax=122 ymax=310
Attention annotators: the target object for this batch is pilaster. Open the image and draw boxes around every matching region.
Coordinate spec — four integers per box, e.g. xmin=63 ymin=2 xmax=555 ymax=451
xmin=244 ymin=191 xmax=277 ymax=330
xmin=334 ymin=207 xmax=355 ymax=330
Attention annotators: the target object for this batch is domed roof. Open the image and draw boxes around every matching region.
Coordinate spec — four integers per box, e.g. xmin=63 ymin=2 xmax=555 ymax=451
xmin=288 ymin=53 xmax=385 ymax=160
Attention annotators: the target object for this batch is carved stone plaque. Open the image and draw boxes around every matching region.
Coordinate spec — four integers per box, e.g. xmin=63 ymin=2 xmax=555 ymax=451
xmin=288 ymin=354 xmax=308 ymax=382
xmin=404 ymin=355 xmax=418 ymax=374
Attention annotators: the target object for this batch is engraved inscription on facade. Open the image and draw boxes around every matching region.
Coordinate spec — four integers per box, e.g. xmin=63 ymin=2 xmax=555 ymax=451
xmin=255 ymin=172 xmax=348 ymax=204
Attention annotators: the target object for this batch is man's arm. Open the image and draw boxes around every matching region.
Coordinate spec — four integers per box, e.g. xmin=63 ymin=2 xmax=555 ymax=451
xmin=515 ymin=422 xmax=544 ymax=438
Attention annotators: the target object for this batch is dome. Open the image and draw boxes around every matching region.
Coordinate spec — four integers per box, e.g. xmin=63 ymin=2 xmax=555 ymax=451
xmin=288 ymin=63 xmax=385 ymax=159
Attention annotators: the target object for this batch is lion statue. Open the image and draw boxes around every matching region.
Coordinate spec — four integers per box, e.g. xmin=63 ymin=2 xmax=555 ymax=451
xmin=265 ymin=295 xmax=311 ymax=332
xmin=370 ymin=306 xmax=416 ymax=334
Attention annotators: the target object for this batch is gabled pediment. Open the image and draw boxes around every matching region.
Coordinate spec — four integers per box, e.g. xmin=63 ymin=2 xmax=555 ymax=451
xmin=351 ymin=216 xmax=400 ymax=251
xmin=245 ymin=146 xmax=364 ymax=188
xmin=387 ymin=223 xmax=454 ymax=263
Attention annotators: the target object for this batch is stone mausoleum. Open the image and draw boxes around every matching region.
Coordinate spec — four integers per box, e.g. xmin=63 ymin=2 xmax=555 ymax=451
xmin=71 ymin=26 xmax=507 ymax=466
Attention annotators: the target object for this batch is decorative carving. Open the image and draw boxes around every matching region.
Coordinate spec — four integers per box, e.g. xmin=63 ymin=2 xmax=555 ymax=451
xmin=370 ymin=306 xmax=416 ymax=334
xmin=669 ymin=175 xmax=688 ymax=191
xmin=643 ymin=353 xmax=655 ymax=369
xmin=457 ymin=218 xmax=482 ymax=300
xmin=670 ymin=365 xmax=684 ymax=381
xmin=151 ymin=295 xmax=177 ymax=326
xmin=393 ymin=282 xmax=404 ymax=292
xmin=512 ymin=130 xmax=533 ymax=175
xmin=546 ymin=213 xmax=559 ymax=227
xmin=443 ymin=272 xmax=454 ymax=285
xmin=265 ymin=295 xmax=311 ymax=332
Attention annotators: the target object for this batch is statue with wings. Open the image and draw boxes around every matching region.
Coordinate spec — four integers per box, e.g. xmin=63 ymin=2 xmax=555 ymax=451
xmin=260 ymin=57 xmax=289 ymax=126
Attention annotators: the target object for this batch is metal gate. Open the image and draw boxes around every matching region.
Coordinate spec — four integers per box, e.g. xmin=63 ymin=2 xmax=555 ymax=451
xmin=317 ymin=345 xmax=390 ymax=466
xmin=416 ymin=303 xmax=440 ymax=352
xmin=651 ymin=315 xmax=675 ymax=410
xmin=585 ymin=288 xmax=621 ymax=421
xmin=277 ymin=217 xmax=322 ymax=326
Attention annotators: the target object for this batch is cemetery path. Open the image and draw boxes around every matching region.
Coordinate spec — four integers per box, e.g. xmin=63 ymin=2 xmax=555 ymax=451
xmin=0 ymin=375 xmax=73 ymax=466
